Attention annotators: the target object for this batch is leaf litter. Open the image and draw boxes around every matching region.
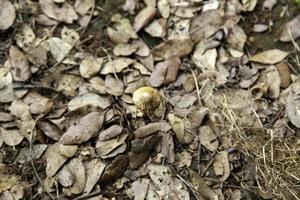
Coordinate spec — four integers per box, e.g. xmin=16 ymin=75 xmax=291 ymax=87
xmin=0 ymin=0 xmax=300 ymax=199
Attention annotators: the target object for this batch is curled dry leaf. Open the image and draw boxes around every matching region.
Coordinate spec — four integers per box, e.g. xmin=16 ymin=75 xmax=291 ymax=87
xmin=189 ymin=10 xmax=224 ymax=42
xmin=132 ymin=86 xmax=161 ymax=113
xmin=84 ymin=159 xmax=106 ymax=193
xmin=74 ymin=0 xmax=93 ymax=16
xmin=249 ymin=49 xmax=288 ymax=64
xmin=79 ymin=56 xmax=103 ymax=79
xmin=98 ymin=125 xmax=122 ymax=141
xmin=213 ymin=151 xmax=230 ymax=182
xmin=147 ymin=164 xmax=190 ymax=200
xmin=199 ymin=126 xmax=219 ymax=152
xmin=59 ymin=112 xmax=103 ymax=145
xmin=134 ymin=6 xmax=156 ymax=32
xmin=23 ymin=91 xmax=53 ymax=115
xmin=68 ymin=93 xmax=112 ymax=111
xmin=152 ymin=37 xmax=194 ymax=60
xmin=100 ymin=58 xmax=134 ymax=75
xmin=44 ymin=143 xmax=68 ymax=177
xmin=0 ymin=128 xmax=23 ymax=147
xmin=105 ymin=75 xmax=124 ymax=96
xmin=0 ymin=0 xmax=16 ymax=30
xmin=39 ymin=0 xmax=78 ymax=24
xmin=168 ymin=113 xmax=185 ymax=144
xmin=9 ymin=46 xmax=31 ymax=82
xmin=264 ymin=66 xmax=281 ymax=99
xmin=134 ymin=121 xmax=171 ymax=138
xmin=48 ymin=37 xmax=72 ymax=62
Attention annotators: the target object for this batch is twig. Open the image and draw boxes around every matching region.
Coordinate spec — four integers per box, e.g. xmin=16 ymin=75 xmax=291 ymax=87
xmin=73 ymin=191 xmax=102 ymax=200
xmin=188 ymin=65 xmax=202 ymax=107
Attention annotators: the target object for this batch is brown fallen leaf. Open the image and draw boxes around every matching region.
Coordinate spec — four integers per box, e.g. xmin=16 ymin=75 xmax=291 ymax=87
xmin=0 ymin=128 xmax=23 ymax=147
xmin=145 ymin=18 xmax=167 ymax=38
xmin=149 ymin=61 xmax=168 ymax=87
xmin=279 ymin=15 xmax=300 ymax=42
xmin=57 ymin=74 xmax=81 ymax=96
xmin=122 ymin=0 xmax=138 ymax=14
xmin=276 ymin=62 xmax=291 ymax=88
xmin=58 ymin=166 xmax=74 ymax=187
xmin=105 ymin=75 xmax=124 ymax=96
xmin=263 ymin=0 xmax=277 ymax=10
xmin=79 ymin=56 xmax=103 ymax=79
xmin=189 ymin=169 xmax=218 ymax=199
xmin=59 ymin=144 xmax=78 ymax=157
xmin=64 ymin=158 xmax=85 ymax=194
xmin=59 ymin=112 xmax=103 ymax=145
xmin=74 ymin=0 xmax=93 ymax=16
xmin=23 ymin=91 xmax=53 ymax=115
xmin=44 ymin=143 xmax=68 ymax=177
xmin=189 ymin=10 xmax=224 ymax=42
xmin=39 ymin=0 xmax=78 ymax=24
xmin=213 ymin=150 xmax=230 ymax=182
xmin=249 ymin=49 xmax=288 ymax=64
xmin=26 ymin=45 xmax=48 ymax=66
xmin=227 ymin=25 xmax=247 ymax=53
xmin=0 ymin=112 xmax=13 ymax=122
xmin=113 ymin=43 xmax=139 ymax=56
xmin=84 ymin=159 xmax=106 ymax=193
xmin=16 ymin=144 xmax=47 ymax=163
xmin=127 ymin=178 xmax=150 ymax=200
xmin=35 ymin=14 xmax=58 ymax=26
xmin=98 ymin=125 xmax=123 ymax=141
xmin=199 ymin=126 xmax=219 ymax=152
xmin=174 ymin=150 xmax=192 ymax=167
xmin=0 ymin=0 xmax=16 ymax=30
xmin=286 ymin=93 xmax=300 ymax=128
xmin=152 ymin=37 xmax=194 ymax=60
xmin=68 ymin=93 xmax=112 ymax=111
xmin=158 ymin=0 xmax=170 ymax=18
xmin=168 ymin=113 xmax=185 ymax=143
xmin=100 ymin=57 xmax=134 ymax=75
xmin=48 ymin=37 xmax=72 ymax=62
xmin=9 ymin=46 xmax=31 ymax=82
xmin=134 ymin=6 xmax=156 ymax=32
xmin=134 ymin=121 xmax=171 ymax=138
xmin=15 ymin=25 xmax=36 ymax=52
xmin=37 ymin=121 xmax=62 ymax=141
xmin=95 ymin=134 xmax=128 ymax=158
xmin=160 ymin=133 xmax=175 ymax=163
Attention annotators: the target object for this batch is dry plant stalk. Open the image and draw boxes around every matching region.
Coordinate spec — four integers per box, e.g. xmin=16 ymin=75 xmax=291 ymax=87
xmin=220 ymin=96 xmax=300 ymax=199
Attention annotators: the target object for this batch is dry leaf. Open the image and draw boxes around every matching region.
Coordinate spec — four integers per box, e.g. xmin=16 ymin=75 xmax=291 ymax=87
xmin=65 ymin=158 xmax=85 ymax=194
xmin=0 ymin=128 xmax=23 ymax=147
xmin=227 ymin=25 xmax=247 ymax=53
xmin=107 ymin=15 xmax=138 ymax=43
xmin=145 ymin=18 xmax=167 ymax=38
xmin=95 ymin=134 xmax=128 ymax=157
xmin=60 ymin=112 xmax=103 ymax=145
xmin=199 ymin=126 xmax=219 ymax=152
xmin=113 ymin=43 xmax=139 ymax=56
xmin=59 ymin=144 xmax=78 ymax=157
xmin=61 ymin=27 xmax=80 ymax=46
xmin=249 ymin=49 xmax=288 ymax=64
xmin=213 ymin=151 xmax=230 ymax=182
xmin=58 ymin=167 xmax=73 ymax=187
xmin=127 ymin=178 xmax=150 ymax=200
xmin=27 ymin=45 xmax=48 ymax=66
xmin=122 ymin=0 xmax=138 ymax=14
xmin=23 ymin=91 xmax=53 ymax=115
xmin=84 ymin=159 xmax=106 ymax=193
xmin=158 ymin=0 xmax=170 ymax=18
xmin=276 ymin=62 xmax=291 ymax=88
xmin=10 ymin=184 xmax=24 ymax=200
xmin=74 ymin=0 xmax=93 ymax=16
xmin=160 ymin=133 xmax=175 ymax=163
xmin=133 ymin=39 xmax=151 ymax=57
xmin=279 ymin=15 xmax=300 ymax=42
xmin=0 ymin=175 xmax=20 ymax=193
xmin=263 ymin=0 xmax=277 ymax=10
xmin=37 ymin=121 xmax=62 ymax=141
xmin=174 ymin=150 xmax=192 ymax=167
xmin=152 ymin=37 xmax=194 ymax=60
xmin=16 ymin=144 xmax=47 ymax=163
xmin=9 ymin=46 xmax=31 ymax=82
xmin=79 ymin=56 xmax=103 ymax=78
xmin=0 ymin=0 xmax=16 ymax=30
xmin=149 ymin=61 xmax=168 ymax=87
xmin=100 ymin=58 xmax=134 ymax=75
xmin=48 ymin=37 xmax=72 ymax=62
xmin=189 ymin=169 xmax=218 ymax=200
xmin=170 ymin=93 xmax=197 ymax=109
xmin=0 ymin=112 xmax=13 ymax=122
xmin=68 ymin=93 xmax=112 ymax=111
xmin=133 ymin=62 xmax=151 ymax=75
xmin=57 ymin=74 xmax=81 ymax=96
xmin=98 ymin=125 xmax=122 ymax=141
xmin=134 ymin=121 xmax=171 ymax=138
xmin=105 ymin=75 xmax=124 ymax=96
xmin=36 ymin=14 xmax=58 ymax=26
xmin=193 ymin=46 xmax=217 ymax=71
xmin=190 ymin=10 xmax=224 ymax=42
xmin=134 ymin=6 xmax=156 ymax=32
xmin=286 ymin=93 xmax=300 ymax=128
xmin=147 ymin=164 xmax=190 ymax=200
xmin=168 ymin=113 xmax=185 ymax=143
xmin=44 ymin=143 xmax=68 ymax=177
xmin=39 ymin=0 xmax=78 ymax=24
xmin=15 ymin=25 xmax=36 ymax=52
xmin=265 ymin=66 xmax=281 ymax=99
xmin=253 ymin=24 xmax=268 ymax=33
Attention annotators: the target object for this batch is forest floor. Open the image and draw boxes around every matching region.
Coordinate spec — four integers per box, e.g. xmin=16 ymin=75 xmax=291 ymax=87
xmin=1 ymin=0 xmax=300 ymax=199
